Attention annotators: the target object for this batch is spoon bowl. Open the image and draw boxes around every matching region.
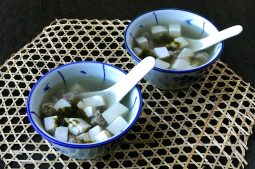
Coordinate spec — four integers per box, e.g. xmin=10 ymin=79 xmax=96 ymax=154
xmin=186 ymin=25 xmax=243 ymax=52
xmin=79 ymin=56 xmax=155 ymax=105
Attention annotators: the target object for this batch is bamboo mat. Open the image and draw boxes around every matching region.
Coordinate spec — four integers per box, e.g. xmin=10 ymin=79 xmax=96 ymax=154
xmin=0 ymin=19 xmax=255 ymax=169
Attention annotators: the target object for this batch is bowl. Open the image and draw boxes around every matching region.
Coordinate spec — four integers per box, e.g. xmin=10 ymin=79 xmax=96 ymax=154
xmin=124 ymin=9 xmax=223 ymax=90
xmin=26 ymin=61 xmax=142 ymax=159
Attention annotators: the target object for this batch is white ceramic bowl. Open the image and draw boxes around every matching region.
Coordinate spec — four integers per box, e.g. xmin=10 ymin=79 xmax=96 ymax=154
xmin=124 ymin=9 xmax=223 ymax=90
xmin=26 ymin=61 xmax=142 ymax=159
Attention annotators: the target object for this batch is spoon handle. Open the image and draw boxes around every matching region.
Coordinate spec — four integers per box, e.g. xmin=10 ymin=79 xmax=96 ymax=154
xmin=109 ymin=56 xmax=155 ymax=102
xmin=200 ymin=25 xmax=243 ymax=51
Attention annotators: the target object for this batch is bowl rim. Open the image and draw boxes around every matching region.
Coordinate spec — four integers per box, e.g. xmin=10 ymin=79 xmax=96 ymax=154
xmin=26 ymin=61 xmax=143 ymax=149
xmin=124 ymin=8 xmax=224 ymax=74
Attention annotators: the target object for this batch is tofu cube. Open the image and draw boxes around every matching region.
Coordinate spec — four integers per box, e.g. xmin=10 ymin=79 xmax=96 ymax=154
xmin=135 ymin=36 xmax=149 ymax=49
xmin=169 ymin=24 xmax=181 ymax=38
xmin=88 ymin=125 xmax=103 ymax=141
xmin=174 ymin=37 xmax=189 ymax=48
xmin=83 ymin=106 xmax=97 ymax=118
xmin=76 ymin=132 xmax=91 ymax=143
xmin=102 ymin=102 xmax=129 ymax=124
xmin=65 ymin=118 xmax=91 ymax=135
xmin=94 ymin=130 xmax=112 ymax=142
xmin=133 ymin=47 xmax=142 ymax=56
xmin=77 ymin=101 xmax=86 ymax=110
xmin=82 ymin=95 xmax=106 ymax=108
xmin=106 ymin=116 xmax=129 ymax=135
xmin=177 ymin=48 xmax=194 ymax=60
xmin=171 ymin=59 xmax=191 ymax=70
xmin=44 ymin=116 xmax=58 ymax=134
xmin=68 ymin=126 xmax=80 ymax=136
xmin=54 ymin=126 xmax=68 ymax=142
xmin=155 ymin=59 xmax=170 ymax=69
xmin=151 ymin=25 xmax=168 ymax=37
xmin=53 ymin=98 xmax=71 ymax=111
xmin=153 ymin=47 xmax=170 ymax=59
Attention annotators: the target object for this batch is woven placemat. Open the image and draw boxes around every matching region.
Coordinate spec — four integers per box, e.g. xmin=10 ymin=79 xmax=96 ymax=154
xmin=1 ymin=19 xmax=255 ymax=169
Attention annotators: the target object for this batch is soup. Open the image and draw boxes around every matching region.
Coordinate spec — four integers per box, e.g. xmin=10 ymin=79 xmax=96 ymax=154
xmin=40 ymin=76 xmax=130 ymax=144
xmin=132 ymin=23 xmax=212 ymax=70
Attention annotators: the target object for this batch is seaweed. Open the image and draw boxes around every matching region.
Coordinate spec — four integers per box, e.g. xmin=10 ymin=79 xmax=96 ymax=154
xmin=57 ymin=107 xmax=74 ymax=119
xmin=165 ymin=41 xmax=181 ymax=51
xmin=139 ymin=49 xmax=154 ymax=59
xmin=57 ymin=97 xmax=91 ymax=125
xmin=154 ymin=34 xmax=173 ymax=45
xmin=56 ymin=107 xmax=76 ymax=127
xmin=70 ymin=97 xmax=80 ymax=107
xmin=40 ymin=103 xmax=57 ymax=118
xmin=56 ymin=118 xmax=68 ymax=127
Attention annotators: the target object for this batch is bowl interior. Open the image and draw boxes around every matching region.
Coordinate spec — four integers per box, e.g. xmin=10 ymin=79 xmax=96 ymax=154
xmin=125 ymin=9 xmax=223 ymax=68
xmin=27 ymin=61 xmax=142 ymax=147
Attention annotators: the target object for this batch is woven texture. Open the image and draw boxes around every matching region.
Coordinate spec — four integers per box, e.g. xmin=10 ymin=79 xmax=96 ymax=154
xmin=1 ymin=19 xmax=255 ymax=169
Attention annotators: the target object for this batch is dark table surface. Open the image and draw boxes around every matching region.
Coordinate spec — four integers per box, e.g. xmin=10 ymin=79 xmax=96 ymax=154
xmin=0 ymin=0 xmax=254 ymax=168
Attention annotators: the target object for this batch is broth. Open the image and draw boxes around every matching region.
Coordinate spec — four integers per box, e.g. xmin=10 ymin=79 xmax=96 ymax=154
xmin=132 ymin=23 xmax=213 ymax=70
xmin=40 ymin=76 xmax=131 ymax=143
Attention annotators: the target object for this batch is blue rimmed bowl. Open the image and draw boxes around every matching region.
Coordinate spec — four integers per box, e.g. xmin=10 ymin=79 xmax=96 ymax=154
xmin=26 ymin=61 xmax=142 ymax=159
xmin=124 ymin=9 xmax=223 ymax=90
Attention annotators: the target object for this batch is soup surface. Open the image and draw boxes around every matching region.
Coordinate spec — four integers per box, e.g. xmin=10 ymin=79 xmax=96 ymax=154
xmin=132 ymin=23 xmax=212 ymax=70
xmin=40 ymin=76 xmax=130 ymax=144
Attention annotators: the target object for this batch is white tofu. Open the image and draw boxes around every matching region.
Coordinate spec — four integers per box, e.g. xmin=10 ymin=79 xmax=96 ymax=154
xmin=82 ymin=95 xmax=106 ymax=108
xmin=76 ymin=132 xmax=91 ymax=142
xmin=106 ymin=116 xmax=129 ymax=135
xmin=153 ymin=47 xmax=170 ymax=59
xmin=174 ymin=37 xmax=189 ymax=48
xmin=177 ymin=48 xmax=194 ymax=60
xmin=83 ymin=106 xmax=96 ymax=118
xmin=133 ymin=47 xmax=142 ymax=56
xmin=54 ymin=126 xmax=68 ymax=142
xmin=53 ymin=98 xmax=71 ymax=110
xmin=88 ymin=125 xmax=103 ymax=140
xmin=44 ymin=116 xmax=58 ymax=134
xmin=155 ymin=59 xmax=170 ymax=69
xmin=65 ymin=118 xmax=91 ymax=135
xmin=77 ymin=101 xmax=86 ymax=110
xmin=94 ymin=130 xmax=112 ymax=142
xmin=135 ymin=36 xmax=149 ymax=49
xmin=151 ymin=25 xmax=168 ymax=37
xmin=171 ymin=59 xmax=191 ymax=70
xmin=68 ymin=126 xmax=80 ymax=136
xmin=169 ymin=24 xmax=181 ymax=38
xmin=102 ymin=102 xmax=129 ymax=124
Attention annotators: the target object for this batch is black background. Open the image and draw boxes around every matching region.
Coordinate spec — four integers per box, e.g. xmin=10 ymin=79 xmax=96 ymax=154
xmin=0 ymin=0 xmax=255 ymax=168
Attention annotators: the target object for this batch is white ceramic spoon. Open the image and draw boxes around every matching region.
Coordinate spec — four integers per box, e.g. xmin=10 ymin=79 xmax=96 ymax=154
xmin=187 ymin=25 xmax=243 ymax=52
xmin=79 ymin=56 xmax=155 ymax=106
